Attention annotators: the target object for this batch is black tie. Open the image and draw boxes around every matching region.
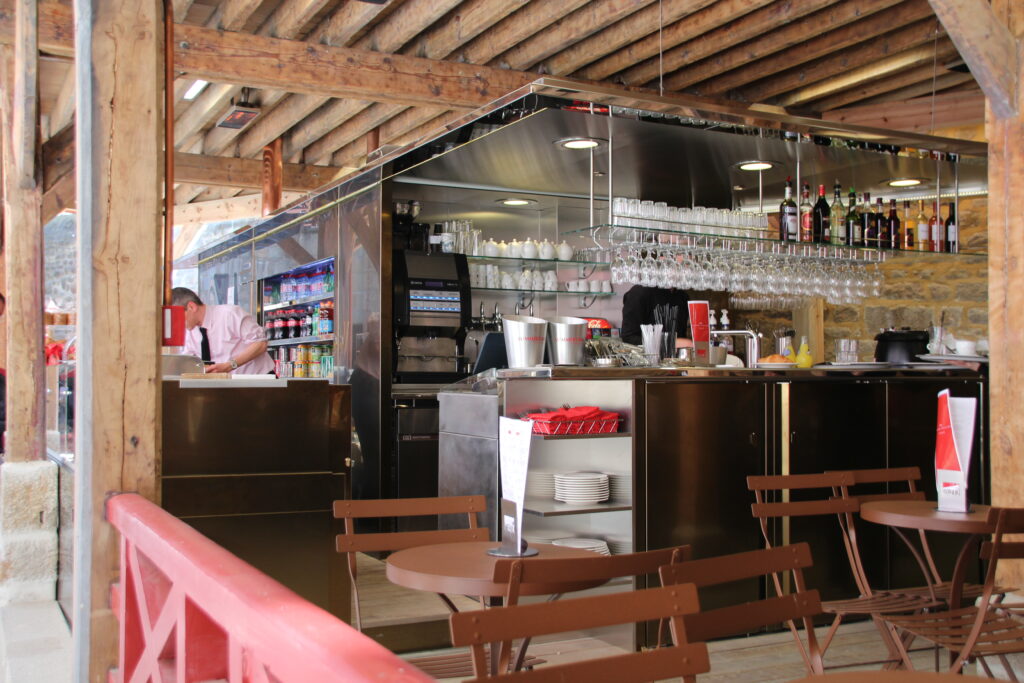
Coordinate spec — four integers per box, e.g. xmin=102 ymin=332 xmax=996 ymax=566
xmin=199 ymin=327 xmax=211 ymax=362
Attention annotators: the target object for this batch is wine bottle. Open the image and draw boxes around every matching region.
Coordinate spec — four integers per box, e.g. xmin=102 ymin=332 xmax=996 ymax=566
xmin=930 ymin=202 xmax=945 ymax=253
xmin=846 ymin=189 xmax=860 ymax=246
xmin=887 ymin=199 xmax=900 ymax=249
xmin=830 ymin=181 xmax=846 ymax=246
xmin=916 ymin=200 xmax=929 ymax=251
xmin=813 ymin=184 xmax=830 ymax=243
xmin=902 ymin=200 xmax=915 ymax=250
xmin=780 ymin=177 xmax=798 ymax=242
xmin=876 ymin=197 xmax=890 ymax=249
xmin=799 ymin=182 xmax=813 ymax=242
xmin=862 ymin=192 xmax=876 ymax=248
xmin=945 ymin=202 xmax=958 ymax=253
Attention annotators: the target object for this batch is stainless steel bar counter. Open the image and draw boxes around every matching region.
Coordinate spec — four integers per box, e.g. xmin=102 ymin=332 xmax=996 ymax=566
xmin=439 ymin=365 xmax=987 ymax=641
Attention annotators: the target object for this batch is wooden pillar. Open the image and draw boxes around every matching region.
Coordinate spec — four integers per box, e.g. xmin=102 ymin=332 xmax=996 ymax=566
xmin=261 ymin=138 xmax=283 ymax=216
xmin=0 ymin=41 xmax=44 ymax=464
xmin=72 ymin=1 xmax=163 ymax=680
xmin=985 ymin=2 xmax=1024 ymax=589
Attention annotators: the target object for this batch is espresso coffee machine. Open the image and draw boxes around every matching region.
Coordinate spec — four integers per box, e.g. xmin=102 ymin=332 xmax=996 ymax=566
xmin=392 ymin=250 xmax=472 ymax=384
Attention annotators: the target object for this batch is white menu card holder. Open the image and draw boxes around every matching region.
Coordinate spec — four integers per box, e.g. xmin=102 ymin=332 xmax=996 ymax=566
xmin=489 ymin=417 xmax=538 ymax=557
xmin=935 ymin=389 xmax=977 ymax=513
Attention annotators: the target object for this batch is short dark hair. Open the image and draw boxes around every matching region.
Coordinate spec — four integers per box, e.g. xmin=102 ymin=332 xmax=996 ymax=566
xmin=171 ymin=287 xmax=203 ymax=307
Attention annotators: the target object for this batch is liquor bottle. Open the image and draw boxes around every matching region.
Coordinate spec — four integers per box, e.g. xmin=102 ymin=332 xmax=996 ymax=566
xmin=813 ymin=184 xmax=830 ymax=243
xmin=780 ymin=177 xmax=798 ymax=242
xmin=887 ymin=199 xmax=901 ymax=249
xmin=862 ymin=192 xmax=877 ymax=248
xmin=916 ymin=200 xmax=929 ymax=251
xmin=830 ymin=181 xmax=846 ymax=245
xmin=799 ymin=182 xmax=813 ymax=242
xmin=845 ymin=189 xmax=860 ymax=246
xmin=902 ymin=200 xmax=915 ymax=250
xmin=930 ymin=202 xmax=945 ymax=252
xmin=945 ymin=202 xmax=958 ymax=253
xmin=876 ymin=197 xmax=890 ymax=249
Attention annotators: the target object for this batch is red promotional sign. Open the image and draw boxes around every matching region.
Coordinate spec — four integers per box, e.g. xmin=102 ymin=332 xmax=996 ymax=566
xmin=688 ymin=301 xmax=710 ymax=362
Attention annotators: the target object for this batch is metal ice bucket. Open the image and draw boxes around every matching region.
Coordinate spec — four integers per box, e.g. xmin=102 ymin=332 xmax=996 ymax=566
xmin=502 ymin=315 xmax=548 ymax=368
xmin=547 ymin=316 xmax=588 ymax=366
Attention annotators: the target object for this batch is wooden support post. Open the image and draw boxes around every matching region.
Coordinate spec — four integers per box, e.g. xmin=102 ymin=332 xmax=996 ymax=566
xmin=261 ymin=138 xmax=282 ymax=216
xmin=0 ymin=44 xmax=44 ymax=463
xmin=981 ymin=0 xmax=1024 ymax=590
xmin=72 ymin=1 xmax=163 ymax=680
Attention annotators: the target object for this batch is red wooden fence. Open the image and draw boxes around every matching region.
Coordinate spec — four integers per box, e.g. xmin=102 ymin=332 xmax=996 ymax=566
xmin=107 ymin=493 xmax=434 ymax=683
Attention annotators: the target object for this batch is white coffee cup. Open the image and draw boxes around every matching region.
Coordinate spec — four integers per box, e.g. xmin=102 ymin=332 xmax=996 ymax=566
xmin=601 ymin=280 xmax=612 ymax=293
xmin=589 ymin=280 xmax=601 ymax=293
xmin=955 ymin=340 xmax=977 ymax=356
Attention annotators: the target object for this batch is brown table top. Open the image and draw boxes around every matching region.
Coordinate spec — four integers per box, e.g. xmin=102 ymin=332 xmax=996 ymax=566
xmin=861 ymin=500 xmax=993 ymax=535
xmin=385 ymin=541 xmax=607 ymax=597
xmin=790 ymin=672 xmax=987 ymax=682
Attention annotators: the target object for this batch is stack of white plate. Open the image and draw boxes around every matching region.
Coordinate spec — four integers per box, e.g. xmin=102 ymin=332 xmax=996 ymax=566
xmin=552 ymin=537 xmax=611 ymax=555
xmin=523 ymin=529 xmax=568 ymax=545
xmin=526 ymin=470 xmax=557 ymax=499
xmin=606 ymin=536 xmax=633 ymax=555
xmin=605 ymin=472 xmax=632 ymax=502
xmin=554 ymin=472 xmax=610 ymax=505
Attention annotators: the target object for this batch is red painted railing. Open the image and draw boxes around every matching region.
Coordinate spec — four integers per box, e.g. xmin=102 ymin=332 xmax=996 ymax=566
xmin=107 ymin=493 xmax=434 ymax=683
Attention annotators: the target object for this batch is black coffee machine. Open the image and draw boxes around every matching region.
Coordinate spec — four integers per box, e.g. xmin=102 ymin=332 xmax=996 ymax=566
xmin=392 ymin=250 xmax=472 ymax=384
xmin=874 ymin=328 xmax=930 ymax=363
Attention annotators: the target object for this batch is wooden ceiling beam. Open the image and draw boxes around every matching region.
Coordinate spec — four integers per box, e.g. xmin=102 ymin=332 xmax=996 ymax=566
xmin=928 ymin=0 xmax=1019 ymax=118
xmin=407 ymin=0 xmax=528 ymax=61
xmin=303 ymin=103 xmax=404 ymax=165
xmin=855 ymin=72 xmax=976 ymax=107
xmin=542 ymin=0 xmax=716 ymax=78
xmin=670 ymin=0 xmax=914 ymax=95
xmin=173 ymin=191 xmax=304 ymax=225
xmin=219 ymin=0 xmax=264 ymax=33
xmin=737 ymin=18 xmax=944 ymax=103
xmin=40 ymin=168 xmax=73 ymax=225
xmin=576 ymin=0 xmax=776 ymax=82
xmin=46 ymin=49 xmax=73 ymax=139
xmin=822 ymin=81 xmax=983 ymax=126
xmin=777 ymin=40 xmax=957 ymax=107
xmin=620 ymin=0 xmax=840 ymax=87
xmin=172 ymin=0 xmax=195 ymax=24
xmin=258 ymin=0 xmax=331 ymax=40
xmin=497 ymin=0 xmax=654 ymax=72
xmin=333 ymin=108 xmax=461 ymax=169
xmin=457 ymin=1 xmax=590 ymax=67
xmin=174 ymin=151 xmax=346 ymax=191
xmin=799 ymin=49 xmax=961 ymax=111
xmin=305 ymin=0 xmax=390 ymax=46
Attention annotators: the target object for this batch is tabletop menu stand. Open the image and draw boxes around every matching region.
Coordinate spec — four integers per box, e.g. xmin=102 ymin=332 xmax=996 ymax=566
xmin=488 ymin=499 xmax=539 ymax=558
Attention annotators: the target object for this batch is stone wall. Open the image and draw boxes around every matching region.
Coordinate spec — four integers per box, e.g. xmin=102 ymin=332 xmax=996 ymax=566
xmin=732 ymin=196 xmax=988 ymax=362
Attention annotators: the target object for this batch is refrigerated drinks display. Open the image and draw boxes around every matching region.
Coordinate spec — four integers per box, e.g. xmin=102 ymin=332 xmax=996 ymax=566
xmin=257 ymin=256 xmax=336 ymax=378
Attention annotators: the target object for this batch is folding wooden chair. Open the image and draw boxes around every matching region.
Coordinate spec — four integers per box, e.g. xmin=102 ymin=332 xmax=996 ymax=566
xmin=488 ymin=546 xmax=691 ymax=675
xmin=748 ymin=472 xmax=943 ymax=669
xmin=449 ymin=581 xmax=710 ymax=682
xmin=838 ymin=467 xmax=1012 ymax=608
xmin=883 ymin=507 xmax=1024 ymax=678
xmin=334 ymin=495 xmax=492 ymax=678
xmin=659 ymin=542 xmax=825 ymax=678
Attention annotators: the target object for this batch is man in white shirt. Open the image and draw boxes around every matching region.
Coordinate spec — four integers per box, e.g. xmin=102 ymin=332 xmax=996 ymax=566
xmin=172 ymin=287 xmax=275 ymax=374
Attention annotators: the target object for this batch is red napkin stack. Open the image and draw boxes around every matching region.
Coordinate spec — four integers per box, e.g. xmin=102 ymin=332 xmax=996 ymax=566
xmin=524 ymin=406 xmax=620 ymax=434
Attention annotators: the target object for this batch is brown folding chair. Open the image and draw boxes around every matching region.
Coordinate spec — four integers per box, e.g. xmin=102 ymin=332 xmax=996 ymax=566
xmin=449 ymin=581 xmax=710 ymax=682
xmin=883 ymin=507 xmax=1024 ymax=678
xmin=838 ymin=467 xmax=1012 ymax=607
xmin=487 ymin=546 xmax=692 ymax=675
xmin=333 ymin=495 xmax=490 ymax=678
xmin=659 ymin=543 xmax=825 ymax=678
xmin=748 ymin=472 xmax=943 ymax=669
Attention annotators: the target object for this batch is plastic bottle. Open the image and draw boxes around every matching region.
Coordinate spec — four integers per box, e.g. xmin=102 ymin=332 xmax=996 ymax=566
xmin=784 ymin=338 xmax=796 ymax=363
xmin=719 ymin=309 xmax=734 ymax=354
xmin=795 ymin=335 xmax=814 ymax=368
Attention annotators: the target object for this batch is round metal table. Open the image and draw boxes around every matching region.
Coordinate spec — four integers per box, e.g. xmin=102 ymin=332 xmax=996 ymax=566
xmin=385 ymin=540 xmax=608 ymax=597
xmin=860 ymin=500 xmax=993 ymax=535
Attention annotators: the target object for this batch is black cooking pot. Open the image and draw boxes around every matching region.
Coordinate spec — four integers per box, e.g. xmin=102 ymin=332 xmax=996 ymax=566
xmin=874 ymin=328 xmax=929 ymax=363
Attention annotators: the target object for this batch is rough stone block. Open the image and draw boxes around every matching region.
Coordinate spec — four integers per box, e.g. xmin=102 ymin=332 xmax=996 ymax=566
xmin=880 ymin=282 xmax=920 ymax=300
xmin=968 ymin=307 xmax=989 ymax=325
xmin=826 ymin=306 xmax=860 ymax=323
xmin=0 ymin=461 xmax=57 ymax=533
xmin=956 ymin=282 xmax=988 ymax=302
xmin=865 ymin=306 xmax=933 ymax=332
xmin=0 ymin=532 xmax=57 ymax=586
xmin=927 ymin=284 xmax=953 ymax=300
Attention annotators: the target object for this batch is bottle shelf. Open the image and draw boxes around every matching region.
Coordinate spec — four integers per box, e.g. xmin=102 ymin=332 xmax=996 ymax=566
xmin=267 ymin=333 xmax=334 ymax=347
xmin=562 ymin=223 xmax=985 ymax=260
xmin=263 ymin=294 xmax=334 ymax=312
xmin=467 ymin=255 xmax=609 ymax=268
xmin=523 ymin=497 xmax=633 ymax=517
xmin=472 ymin=287 xmax=613 ymax=296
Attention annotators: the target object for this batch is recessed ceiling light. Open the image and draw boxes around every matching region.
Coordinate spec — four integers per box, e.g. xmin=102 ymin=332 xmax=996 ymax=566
xmin=888 ymin=178 xmax=923 ymax=187
xmin=737 ymin=160 xmax=774 ymax=171
xmin=183 ymin=79 xmax=208 ymax=101
xmin=556 ymin=137 xmax=605 ymax=150
xmin=497 ymin=198 xmax=536 ymax=206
